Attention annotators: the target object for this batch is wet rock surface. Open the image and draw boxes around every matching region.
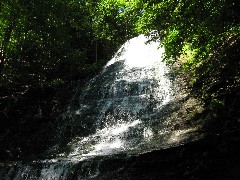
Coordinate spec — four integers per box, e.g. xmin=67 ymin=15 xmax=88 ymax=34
xmin=69 ymin=131 xmax=240 ymax=180
xmin=1 ymin=35 xmax=240 ymax=179
xmin=1 ymin=131 xmax=240 ymax=180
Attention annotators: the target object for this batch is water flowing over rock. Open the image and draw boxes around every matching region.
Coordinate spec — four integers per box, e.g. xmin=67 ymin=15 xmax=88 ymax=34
xmin=0 ymin=34 xmax=203 ymax=179
xmin=66 ymin=34 xmax=173 ymax=158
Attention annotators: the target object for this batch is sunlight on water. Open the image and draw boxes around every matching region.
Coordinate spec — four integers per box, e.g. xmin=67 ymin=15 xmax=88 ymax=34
xmin=66 ymin=33 xmax=175 ymax=159
xmin=68 ymin=120 xmax=142 ymax=159
xmin=0 ymin=33 xmax=203 ymax=180
xmin=166 ymin=128 xmax=198 ymax=144
xmin=125 ymin=38 xmax=164 ymax=68
xmin=143 ymin=127 xmax=153 ymax=140
xmin=105 ymin=35 xmax=164 ymax=69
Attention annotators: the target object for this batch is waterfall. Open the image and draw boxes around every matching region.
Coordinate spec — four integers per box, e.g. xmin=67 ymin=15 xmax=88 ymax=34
xmin=0 ymin=34 xmax=202 ymax=179
xmin=66 ymin=34 xmax=172 ymax=159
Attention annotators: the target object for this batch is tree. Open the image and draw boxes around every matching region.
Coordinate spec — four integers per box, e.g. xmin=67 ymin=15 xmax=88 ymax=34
xmin=138 ymin=0 xmax=240 ymax=127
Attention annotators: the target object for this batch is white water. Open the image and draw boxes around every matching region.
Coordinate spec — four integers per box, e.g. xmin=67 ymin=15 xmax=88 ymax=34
xmin=66 ymin=34 xmax=173 ymax=160
xmin=0 ymin=33 xmax=201 ymax=180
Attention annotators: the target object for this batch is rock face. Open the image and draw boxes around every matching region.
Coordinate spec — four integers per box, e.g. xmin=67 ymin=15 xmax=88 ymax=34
xmin=0 ymin=34 xmax=205 ymax=179
xmin=1 ymin=132 xmax=240 ymax=180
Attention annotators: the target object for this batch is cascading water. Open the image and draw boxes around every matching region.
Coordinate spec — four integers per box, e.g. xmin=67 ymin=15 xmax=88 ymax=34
xmin=66 ymin=33 xmax=172 ymax=159
xmin=0 ymin=33 xmax=202 ymax=180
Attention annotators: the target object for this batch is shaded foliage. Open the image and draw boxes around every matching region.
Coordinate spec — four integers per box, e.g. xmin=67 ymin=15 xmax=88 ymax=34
xmin=137 ymin=1 xmax=240 ymax=129
xmin=0 ymin=0 xmax=138 ymax=92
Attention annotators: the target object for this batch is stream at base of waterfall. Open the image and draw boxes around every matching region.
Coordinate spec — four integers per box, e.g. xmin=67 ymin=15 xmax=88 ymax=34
xmin=0 ymin=33 xmax=203 ymax=180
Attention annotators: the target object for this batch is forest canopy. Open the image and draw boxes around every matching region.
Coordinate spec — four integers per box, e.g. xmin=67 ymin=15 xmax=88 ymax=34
xmin=0 ymin=0 xmax=239 ymax=108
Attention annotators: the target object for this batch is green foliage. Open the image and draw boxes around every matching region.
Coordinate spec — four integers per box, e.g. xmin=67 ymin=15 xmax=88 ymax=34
xmin=0 ymin=0 xmax=121 ymax=91
xmin=1 ymin=0 xmax=149 ymax=92
xmin=140 ymin=1 xmax=239 ymax=103
xmin=1 ymin=0 xmax=239 ymax=114
xmin=92 ymin=0 xmax=142 ymax=50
